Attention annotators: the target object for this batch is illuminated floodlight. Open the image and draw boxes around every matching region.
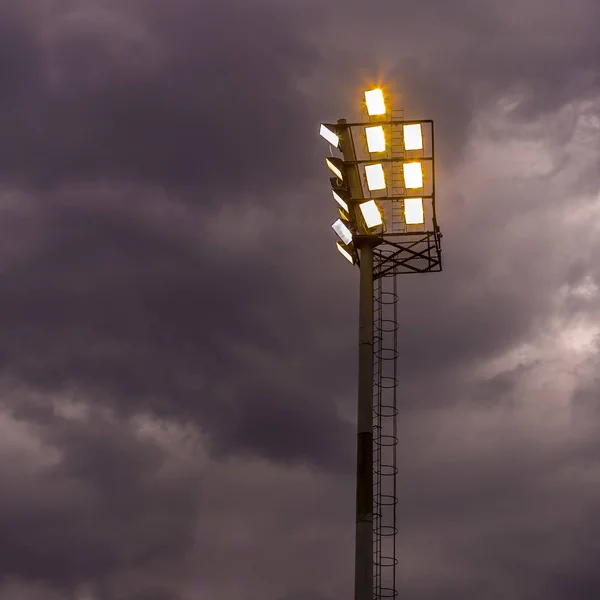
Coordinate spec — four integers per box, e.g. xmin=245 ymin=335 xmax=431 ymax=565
xmin=403 ymin=124 xmax=423 ymax=150
xmin=365 ymin=126 xmax=386 ymax=153
xmin=365 ymin=164 xmax=386 ymax=191
xmin=336 ymin=241 xmax=356 ymax=264
xmin=326 ymin=157 xmax=344 ymax=180
xmin=404 ymin=198 xmax=424 ymax=224
xmin=360 ymin=200 xmax=383 ymax=228
xmin=364 ymin=89 xmax=386 ymax=116
xmin=320 ymin=124 xmax=340 ymax=148
xmin=332 ymin=190 xmax=349 ymax=212
xmin=332 ymin=218 xmax=353 ymax=245
xmin=403 ymin=162 xmax=423 ymax=189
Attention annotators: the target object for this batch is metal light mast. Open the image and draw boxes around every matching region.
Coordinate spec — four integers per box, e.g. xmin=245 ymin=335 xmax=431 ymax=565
xmin=319 ymin=87 xmax=442 ymax=600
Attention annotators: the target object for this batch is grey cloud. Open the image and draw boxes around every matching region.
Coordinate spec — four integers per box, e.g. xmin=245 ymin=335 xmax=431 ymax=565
xmin=0 ymin=410 xmax=199 ymax=600
xmin=0 ymin=403 xmax=198 ymax=593
xmin=0 ymin=195 xmax=355 ymax=473
xmin=0 ymin=0 xmax=322 ymax=195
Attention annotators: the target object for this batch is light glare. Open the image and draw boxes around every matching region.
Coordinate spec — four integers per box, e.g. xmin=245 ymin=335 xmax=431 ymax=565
xmin=332 ymin=190 xmax=349 ymax=212
xmin=360 ymin=200 xmax=383 ymax=228
xmin=365 ymin=126 xmax=386 ymax=153
xmin=320 ymin=124 xmax=339 ymax=148
xmin=403 ymin=162 xmax=423 ymax=189
xmin=404 ymin=198 xmax=424 ymax=224
xmin=332 ymin=219 xmax=353 ymax=245
xmin=403 ymin=124 xmax=423 ymax=150
xmin=365 ymin=164 xmax=386 ymax=191
xmin=336 ymin=242 xmax=355 ymax=264
xmin=365 ymin=89 xmax=386 ymax=116
xmin=326 ymin=158 xmax=343 ymax=180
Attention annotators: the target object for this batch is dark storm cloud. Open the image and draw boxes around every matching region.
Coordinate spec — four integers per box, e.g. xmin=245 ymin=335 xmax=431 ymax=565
xmin=0 ymin=0 xmax=354 ymax=473
xmin=0 ymin=0 xmax=321 ymax=194
xmin=0 ymin=398 xmax=199 ymax=595
xmin=0 ymin=190 xmax=354 ymax=472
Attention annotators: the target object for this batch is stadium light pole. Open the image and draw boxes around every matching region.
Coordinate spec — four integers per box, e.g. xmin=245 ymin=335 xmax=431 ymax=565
xmin=320 ymin=87 xmax=442 ymax=600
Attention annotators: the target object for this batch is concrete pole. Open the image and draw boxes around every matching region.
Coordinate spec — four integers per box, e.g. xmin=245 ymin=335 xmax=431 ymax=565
xmin=338 ymin=119 xmax=374 ymax=600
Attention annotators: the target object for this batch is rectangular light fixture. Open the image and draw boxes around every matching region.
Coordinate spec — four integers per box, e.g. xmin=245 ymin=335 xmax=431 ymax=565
xmin=320 ymin=124 xmax=340 ymax=148
xmin=326 ymin=157 xmax=343 ymax=180
xmin=365 ymin=126 xmax=386 ymax=153
xmin=332 ymin=190 xmax=349 ymax=212
xmin=364 ymin=89 xmax=386 ymax=116
xmin=404 ymin=198 xmax=424 ymax=224
xmin=360 ymin=200 xmax=383 ymax=228
xmin=403 ymin=162 xmax=423 ymax=189
xmin=365 ymin=163 xmax=386 ymax=190
xmin=332 ymin=219 xmax=353 ymax=245
xmin=336 ymin=241 xmax=355 ymax=264
xmin=403 ymin=124 xmax=423 ymax=150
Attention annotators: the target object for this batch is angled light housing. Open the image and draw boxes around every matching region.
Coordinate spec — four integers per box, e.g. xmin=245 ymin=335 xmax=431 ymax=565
xmin=404 ymin=198 xmax=424 ymax=224
xmin=320 ymin=124 xmax=340 ymax=148
xmin=403 ymin=124 xmax=423 ymax=151
xmin=326 ymin=157 xmax=344 ymax=180
xmin=365 ymin=164 xmax=386 ymax=191
xmin=332 ymin=218 xmax=353 ymax=245
xmin=338 ymin=208 xmax=354 ymax=228
xmin=403 ymin=162 xmax=423 ymax=189
xmin=360 ymin=200 xmax=383 ymax=228
xmin=332 ymin=190 xmax=349 ymax=212
xmin=330 ymin=175 xmax=348 ymax=193
xmin=365 ymin=126 xmax=386 ymax=153
xmin=365 ymin=89 xmax=386 ymax=116
xmin=336 ymin=241 xmax=356 ymax=264
xmin=338 ymin=206 xmax=351 ymax=222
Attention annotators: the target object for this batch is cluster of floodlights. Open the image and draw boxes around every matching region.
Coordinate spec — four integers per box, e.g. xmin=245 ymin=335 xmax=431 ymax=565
xmin=320 ymin=88 xmax=426 ymax=265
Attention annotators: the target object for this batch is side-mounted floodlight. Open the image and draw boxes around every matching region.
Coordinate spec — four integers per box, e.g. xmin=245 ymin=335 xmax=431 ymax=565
xmin=403 ymin=124 xmax=423 ymax=151
xmin=332 ymin=189 xmax=349 ymax=212
xmin=359 ymin=200 xmax=383 ymax=229
xmin=365 ymin=164 xmax=386 ymax=191
xmin=403 ymin=162 xmax=423 ymax=189
xmin=404 ymin=198 xmax=424 ymax=224
xmin=364 ymin=89 xmax=386 ymax=116
xmin=332 ymin=218 xmax=353 ymax=245
xmin=365 ymin=126 xmax=386 ymax=153
xmin=336 ymin=241 xmax=357 ymax=265
xmin=326 ymin=157 xmax=345 ymax=180
xmin=320 ymin=124 xmax=340 ymax=148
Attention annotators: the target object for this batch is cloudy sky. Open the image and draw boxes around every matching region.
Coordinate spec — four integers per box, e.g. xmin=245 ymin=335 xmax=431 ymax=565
xmin=1 ymin=0 xmax=600 ymax=598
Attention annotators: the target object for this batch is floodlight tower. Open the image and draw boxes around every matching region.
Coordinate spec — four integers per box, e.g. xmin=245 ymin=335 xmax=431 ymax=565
xmin=320 ymin=88 xmax=442 ymax=600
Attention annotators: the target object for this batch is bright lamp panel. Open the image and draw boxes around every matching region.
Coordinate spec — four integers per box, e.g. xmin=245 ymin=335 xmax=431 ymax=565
xmin=365 ymin=126 xmax=386 ymax=153
xmin=360 ymin=200 xmax=383 ymax=228
xmin=365 ymin=164 xmax=386 ymax=191
xmin=404 ymin=198 xmax=424 ymax=225
xmin=336 ymin=242 xmax=355 ymax=264
xmin=326 ymin=158 xmax=343 ymax=180
xmin=332 ymin=219 xmax=353 ymax=245
xmin=365 ymin=89 xmax=386 ymax=116
xmin=403 ymin=124 xmax=423 ymax=150
xmin=332 ymin=190 xmax=349 ymax=212
xmin=320 ymin=124 xmax=339 ymax=148
xmin=403 ymin=162 xmax=423 ymax=189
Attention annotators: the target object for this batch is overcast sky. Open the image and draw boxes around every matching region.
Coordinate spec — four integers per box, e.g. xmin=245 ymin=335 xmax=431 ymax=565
xmin=1 ymin=0 xmax=600 ymax=598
